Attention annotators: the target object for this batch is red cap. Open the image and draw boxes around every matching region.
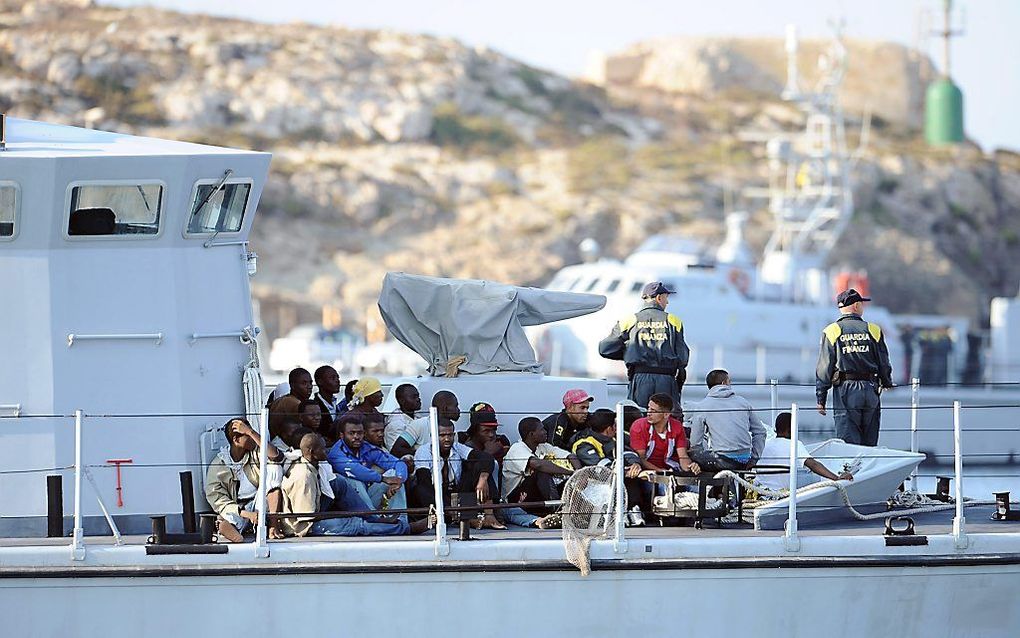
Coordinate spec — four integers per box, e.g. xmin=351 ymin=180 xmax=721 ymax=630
xmin=562 ymin=389 xmax=594 ymax=407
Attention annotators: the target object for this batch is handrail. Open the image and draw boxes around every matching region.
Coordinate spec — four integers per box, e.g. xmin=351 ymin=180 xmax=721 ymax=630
xmin=613 ymin=402 xmax=627 ymax=554
xmin=428 ymin=406 xmax=449 ymax=556
xmin=254 ymin=406 xmax=270 ymax=558
xmin=784 ymin=403 xmax=800 ymax=552
xmin=67 ymin=332 xmax=163 ymax=347
xmin=953 ymin=401 xmax=968 ymax=549
xmin=71 ymin=410 xmax=85 ymax=561
xmin=188 ymin=327 xmax=259 ymax=345
xmin=0 ymin=404 xmax=21 ymax=417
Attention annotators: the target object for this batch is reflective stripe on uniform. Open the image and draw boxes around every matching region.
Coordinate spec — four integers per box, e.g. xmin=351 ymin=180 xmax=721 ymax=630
xmin=572 ymin=436 xmax=605 ymax=458
xmin=867 ymin=322 xmax=882 ymax=342
xmin=823 ymin=322 xmax=841 ymax=345
xmin=667 ymin=314 xmax=683 ymax=330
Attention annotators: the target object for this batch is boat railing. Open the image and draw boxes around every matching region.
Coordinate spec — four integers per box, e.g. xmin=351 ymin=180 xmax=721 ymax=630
xmin=2 ymin=397 xmax=1018 ymax=560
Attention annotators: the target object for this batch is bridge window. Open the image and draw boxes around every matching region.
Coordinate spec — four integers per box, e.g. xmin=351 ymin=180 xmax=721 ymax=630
xmin=186 ymin=180 xmax=251 ymax=235
xmin=67 ymin=182 xmax=164 ymax=237
xmin=605 ymin=279 xmax=621 ymax=293
xmin=0 ymin=183 xmax=17 ymax=238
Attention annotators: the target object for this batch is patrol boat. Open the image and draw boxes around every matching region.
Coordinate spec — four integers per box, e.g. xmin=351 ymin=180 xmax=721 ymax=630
xmin=1 ymin=113 xmax=1019 ymax=637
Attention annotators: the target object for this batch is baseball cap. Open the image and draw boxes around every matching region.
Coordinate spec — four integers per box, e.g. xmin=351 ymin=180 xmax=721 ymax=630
xmin=836 ymin=288 xmax=871 ymax=308
xmin=642 ymin=281 xmax=675 ymax=297
xmin=562 ymin=389 xmax=594 ymax=407
xmin=469 ymin=402 xmax=499 ymax=427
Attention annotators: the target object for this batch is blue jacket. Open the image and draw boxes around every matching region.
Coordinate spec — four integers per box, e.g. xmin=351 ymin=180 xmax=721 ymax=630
xmin=327 ymin=439 xmax=408 ymax=483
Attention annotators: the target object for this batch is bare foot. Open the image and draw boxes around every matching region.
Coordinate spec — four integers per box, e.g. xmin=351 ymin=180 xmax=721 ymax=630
xmin=216 ymin=518 xmax=243 ymax=543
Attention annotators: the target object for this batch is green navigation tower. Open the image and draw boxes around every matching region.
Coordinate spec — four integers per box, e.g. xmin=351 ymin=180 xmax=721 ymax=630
xmin=925 ymin=0 xmax=965 ymax=145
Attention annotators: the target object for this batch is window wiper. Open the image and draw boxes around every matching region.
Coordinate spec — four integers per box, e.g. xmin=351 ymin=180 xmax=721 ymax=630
xmin=195 ymin=170 xmax=235 ymax=247
xmin=193 ymin=169 xmax=234 ymax=227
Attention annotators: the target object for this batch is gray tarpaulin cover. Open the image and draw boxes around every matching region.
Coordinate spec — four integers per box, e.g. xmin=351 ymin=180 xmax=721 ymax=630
xmin=379 ymin=273 xmax=606 ymax=376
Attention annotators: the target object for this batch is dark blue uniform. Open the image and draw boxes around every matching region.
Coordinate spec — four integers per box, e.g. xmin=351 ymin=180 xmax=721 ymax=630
xmin=815 ymin=313 xmax=893 ymax=446
xmin=599 ymin=303 xmax=689 ymax=409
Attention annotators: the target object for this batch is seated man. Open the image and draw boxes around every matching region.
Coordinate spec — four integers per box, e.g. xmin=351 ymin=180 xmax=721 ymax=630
xmin=686 ymin=369 xmax=766 ymax=472
xmin=503 ymin=417 xmax=581 ymax=512
xmin=269 ymin=367 xmax=314 ymax=442
xmin=326 ymin=417 xmax=408 ymax=518
xmin=313 ymin=365 xmax=343 ymax=430
xmin=571 ymin=408 xmax=649 ymax=524
xmin=363 ymin=411 xmax=388 ymax=450
xmin=630 ymin=393 xmax=699 ymax=473
xmin=385 ymin=384 xmax=423 ymax=450
xmin=755 ymin=412 xmax=854 ymax=493
xmin=389 ymin=390 xmax=461 ymax=461
xmin=462 ymin=402 xmax=511 ymax=463
xmin=542 ymin=389 xmax=594 ymax=449
xmin=204 ymin=417 xmax=285 ymax=543
xmin=281 ymin=433 xmax=429 ymax=536
xmin=298 ymin=399 xmax=331 ymax=441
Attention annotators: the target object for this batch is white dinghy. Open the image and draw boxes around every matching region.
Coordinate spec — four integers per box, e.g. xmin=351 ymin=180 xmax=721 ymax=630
xmin=754 ymin=440 xmax=925 ymax=530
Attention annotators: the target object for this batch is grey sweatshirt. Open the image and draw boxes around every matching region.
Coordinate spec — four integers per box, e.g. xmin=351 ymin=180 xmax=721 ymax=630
xmin=686 ymin=385 xmax=766 ymax=461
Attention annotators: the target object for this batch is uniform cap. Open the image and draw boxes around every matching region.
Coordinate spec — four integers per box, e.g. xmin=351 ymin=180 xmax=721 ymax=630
xmin=642 ymin=281 xmax=675 ymax=297
xmin=836 ymin=288 xmax=871 ymax=308
xmin=468 ymin=402 xmax=499 ymax=426
xmin=562 ymin=389 xmax=594 ymax=407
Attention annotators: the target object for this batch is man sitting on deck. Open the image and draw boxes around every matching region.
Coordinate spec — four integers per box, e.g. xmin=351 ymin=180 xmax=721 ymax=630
xmin=205 ymin=417 xmax=286 ymax=543
xmin=385 ymin=384 xmax=423 ymax=451
xmin=542 ymin=389 xmax=594 ymax=449
xmin=571 ymin=408 xmax=649 ymax=525
xmin=630 ymin=393 xmax=699 ymax=474
xmin=327 ymin=417 xmax=408 ymax=519
xmin=269 ymin=367 xmax=314 ymax=443
xmin=755 ymin=412 xmax=854 ymax=493
xmin=686 ymin=370 xmax=766 ymax=472
xmin=281 ymin=433 xmax=429 ymax=536
xmin=503 ymin=417 xmax=582 ymax=512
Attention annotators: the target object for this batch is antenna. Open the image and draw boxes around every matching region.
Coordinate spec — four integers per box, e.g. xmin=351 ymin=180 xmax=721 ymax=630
xmin=933 ymin=0 xmax=964 ymax=78
xmin=782 ymin=25 xmax=800 ymax=100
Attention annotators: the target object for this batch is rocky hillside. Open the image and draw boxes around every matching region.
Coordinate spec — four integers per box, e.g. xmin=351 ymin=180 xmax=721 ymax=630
xmin=3 ymin=0 xmax=1019 ymax=338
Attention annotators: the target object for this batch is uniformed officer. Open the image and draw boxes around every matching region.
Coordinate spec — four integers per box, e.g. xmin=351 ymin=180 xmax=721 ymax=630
xmin=816 ymin=289 xmax=894 ymax=446
xmin=598 ymin=281 xmax=689 ymax=410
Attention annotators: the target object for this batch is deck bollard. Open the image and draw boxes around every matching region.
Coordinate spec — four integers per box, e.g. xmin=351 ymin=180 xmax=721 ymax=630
xmin=149 ymin=515 xmax=167 ymax=545
xmin=179 ymin=471 xmax=197 ymax=534
xmin=200 ymin=514 xmax=218 ymax=543
xmin=47 ymin=475 xmax=64 ymax=538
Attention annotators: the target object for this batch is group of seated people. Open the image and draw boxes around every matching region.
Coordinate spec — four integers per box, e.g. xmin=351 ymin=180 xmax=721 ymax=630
xmin=204 ymin=366 xmax=853 ymax=542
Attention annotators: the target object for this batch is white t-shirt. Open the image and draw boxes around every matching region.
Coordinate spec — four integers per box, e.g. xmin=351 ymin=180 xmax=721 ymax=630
xmin=384 ymin=412 xmax=430 ymax=452
xmin=502 ymin=441 xmax=570 ymax=500
xmin=755 ymin=437 xmax=815 ymax=492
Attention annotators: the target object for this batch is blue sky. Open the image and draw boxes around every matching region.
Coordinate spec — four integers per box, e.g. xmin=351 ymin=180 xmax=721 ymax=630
xmin=112 ymin=0 xmax=1019 ymax=151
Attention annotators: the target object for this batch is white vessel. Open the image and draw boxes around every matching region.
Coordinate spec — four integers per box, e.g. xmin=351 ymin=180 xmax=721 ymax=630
xmin=1 ymin=70 xmax=1019 ymax=638
xmin=528 ymin=29 xmax=1020 ymax=467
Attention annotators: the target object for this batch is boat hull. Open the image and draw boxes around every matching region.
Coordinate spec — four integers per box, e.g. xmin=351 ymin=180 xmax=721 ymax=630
xmin=3 ymin=558 xmax=1019 ymax=637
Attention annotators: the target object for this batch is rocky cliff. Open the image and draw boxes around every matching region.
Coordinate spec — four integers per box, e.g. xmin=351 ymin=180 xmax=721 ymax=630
xmin=2 ymin=1 xmax=1018 ymax=339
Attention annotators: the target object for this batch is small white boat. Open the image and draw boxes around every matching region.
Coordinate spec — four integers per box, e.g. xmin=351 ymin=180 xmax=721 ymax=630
xmin=754 ymin=440 xmax=926 ymax=530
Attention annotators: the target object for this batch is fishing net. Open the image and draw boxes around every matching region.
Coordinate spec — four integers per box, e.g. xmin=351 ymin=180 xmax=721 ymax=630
xmin=561 ymin=464 xmax=623 ymax=576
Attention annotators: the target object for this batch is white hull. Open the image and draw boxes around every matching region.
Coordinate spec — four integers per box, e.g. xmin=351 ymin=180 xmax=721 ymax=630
xmin=3 ymin=550 xmax=1019 ymax=637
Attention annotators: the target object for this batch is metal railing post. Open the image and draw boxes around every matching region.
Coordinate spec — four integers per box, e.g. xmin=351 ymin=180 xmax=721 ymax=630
xmin=910 ymin=377 xmax=920 ymax=490
xmin=428 ymin=407 xmax=449 ymax=556
xmin=71 ymin=410 xmax=85 ymax=560
xmin=952 ymin=401 xmax=968 ymax=549
xmin=254 ymin=406 xmax=270 ymax=558
xmin=756 ymin=346 xmax=766 ymax=384
xmin=613 ymin=403 xmax=627 ymax=554
xmin=769 ymin=379 xmax=779 ymax=431
xmin=784 ymin=403 xmax=800 ymax=551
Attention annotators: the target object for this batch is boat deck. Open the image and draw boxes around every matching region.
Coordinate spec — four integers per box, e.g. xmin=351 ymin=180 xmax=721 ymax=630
xmin=2 ymin=505 xmax=1015 ymax=547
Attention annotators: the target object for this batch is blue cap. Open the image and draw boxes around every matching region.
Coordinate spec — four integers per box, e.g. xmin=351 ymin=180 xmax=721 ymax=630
xmin=836 ymin=288 xmax=871 ymax=308
xmin=642 ymin=281 xmax=675 ymax=297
